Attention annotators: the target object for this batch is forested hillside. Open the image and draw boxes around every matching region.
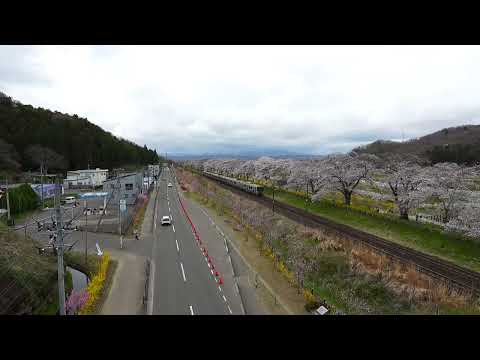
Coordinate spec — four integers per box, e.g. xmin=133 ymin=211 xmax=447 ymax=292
xmin=0 ymin=92 xmax=159 ymax=172
xmin=352 ymin=125 xmax=480 ymax=165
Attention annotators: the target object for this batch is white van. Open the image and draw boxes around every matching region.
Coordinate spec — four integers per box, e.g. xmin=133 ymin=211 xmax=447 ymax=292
xmin=64 ymin=196 xmax=76 ymax=204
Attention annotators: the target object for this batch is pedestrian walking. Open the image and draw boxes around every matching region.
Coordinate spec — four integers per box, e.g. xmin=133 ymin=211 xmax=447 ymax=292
xmin=134 ymin=229 xmax=139 ymax=241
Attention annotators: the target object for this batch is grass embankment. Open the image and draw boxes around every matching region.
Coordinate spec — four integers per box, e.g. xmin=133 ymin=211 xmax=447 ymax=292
xmin=263 ymin=187 xmax=480 ymax=272
xmin=127 ymin=196 xmax=150 ymax=236
xmin=0 ymin=221 xmax=72 ymax=314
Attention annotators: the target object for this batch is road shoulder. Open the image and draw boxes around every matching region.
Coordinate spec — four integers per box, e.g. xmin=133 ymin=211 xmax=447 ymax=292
xmin=180 ymin=190 xmax=308 ymax=315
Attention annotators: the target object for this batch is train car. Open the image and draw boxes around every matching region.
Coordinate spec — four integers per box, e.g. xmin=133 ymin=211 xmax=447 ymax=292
xmin=203 ymin=171 xmax=264 ymax=196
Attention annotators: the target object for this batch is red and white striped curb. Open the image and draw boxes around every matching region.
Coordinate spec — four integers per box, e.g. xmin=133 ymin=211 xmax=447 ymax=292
xmin=177 ymin=193 xmax=231 ymax=312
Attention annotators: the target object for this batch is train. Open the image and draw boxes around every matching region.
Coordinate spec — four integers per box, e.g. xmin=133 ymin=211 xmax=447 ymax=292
xmin=202 ymin=171 xmax=264 ymax=196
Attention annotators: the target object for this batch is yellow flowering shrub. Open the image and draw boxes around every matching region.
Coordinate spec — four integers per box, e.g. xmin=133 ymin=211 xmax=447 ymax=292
xmin=79 ymin=252 xmax=110 ymax=315
xmin=303 ymin=288 xmax=315 ymax=303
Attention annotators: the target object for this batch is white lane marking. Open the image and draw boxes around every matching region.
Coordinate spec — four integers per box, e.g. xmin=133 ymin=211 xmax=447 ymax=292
xmin=210 ymin=269 xmax=214 ymax=275
xmin=175 ymin=239 xmax=179 ymax=252
xmin=172 ymin=225 xmax=175 ymax=233
xmin=169 ymin=207 xmax=171 ymax=212
xmin=189 ymin=305 xmax=194 ymax=315
xmin=204 ymin=257 xmax=208 ymax=263
xmin=222 ymin=295 xmax=227 ymax=302
xmin=180 ymin=262 xmax=187 ymax=282
xmin=219 ymin=286 xmax=222 ymax=292
xmin=227 ymin=305 xmax=232 ymax=314
xmin=228 ymin=255 xmax=232 ymax=263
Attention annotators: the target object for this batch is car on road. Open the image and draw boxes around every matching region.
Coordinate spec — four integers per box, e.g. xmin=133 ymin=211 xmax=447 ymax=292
xmin=168 ymin=183 xmax=173 ymax=187
xmin=161 ymin=215 xmax=172 ymax=226
xmin=63 ymin=196 xmax=76 ymax=204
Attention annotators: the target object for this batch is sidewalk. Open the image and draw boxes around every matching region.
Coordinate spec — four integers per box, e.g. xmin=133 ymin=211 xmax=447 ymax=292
xmin=100 ymin=249 xmax=147 ymax=315
xmin=99 ymin=187 xmax=158 ymax=314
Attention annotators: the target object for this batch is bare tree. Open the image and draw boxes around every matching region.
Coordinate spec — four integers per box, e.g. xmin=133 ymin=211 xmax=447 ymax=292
xmin=0 ymin=139 xmax=21 ymax=171
xmin=24 ymin=145 xmax=67 ymax=174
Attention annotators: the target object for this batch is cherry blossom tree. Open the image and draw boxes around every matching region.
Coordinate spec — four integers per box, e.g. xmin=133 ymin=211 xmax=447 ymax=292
xmin=376 ymin=157 xmax=433 ymax=220
xmin=66 ymin=289 xmax=89 ymax=315
xmin=319 ymin=154 xmax=373 ymax=206
xmin=444 ymin=200 xmax=480 ymax=238
xmin=422 ymin=163 xmax=473 ymax=223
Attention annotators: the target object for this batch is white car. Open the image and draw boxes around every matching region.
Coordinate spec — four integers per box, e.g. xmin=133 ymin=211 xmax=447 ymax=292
xmin=161 ymin=215 xmax=171 ymax=226
xmin=168 ymin=183 xmax=173 ymax=187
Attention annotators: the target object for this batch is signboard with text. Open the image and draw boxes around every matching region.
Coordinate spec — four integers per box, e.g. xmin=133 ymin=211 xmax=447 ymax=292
xmin=120 ymin=199 xmax=127 ymax=212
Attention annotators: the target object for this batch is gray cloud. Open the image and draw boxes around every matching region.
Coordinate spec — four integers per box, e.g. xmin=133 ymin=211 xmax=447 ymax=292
xmin=0 ymin=46 xmax=51 ymax=87
xmin=2 ymin=45 xmax=480 ymax=156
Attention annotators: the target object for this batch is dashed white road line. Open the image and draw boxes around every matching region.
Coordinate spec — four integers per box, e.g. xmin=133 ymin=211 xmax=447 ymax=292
xmin=189 ymin=305 xmax=194 ymax=315
xmin=222 ymin=295 xmax=227 ymax=302
xmin=175 ymin=239 xmax=179 ymax=252
xmin=172 ymin=224 xmax=175 ymax=233
xmin=227 ymin=305 xmax=232 ymax=314
xmin=180 ymin=262 xmax=187 ymax=282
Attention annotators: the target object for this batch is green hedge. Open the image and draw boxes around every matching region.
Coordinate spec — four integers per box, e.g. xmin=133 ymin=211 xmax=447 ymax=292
xmin=0 ymin=184 xmax=39 ymax=215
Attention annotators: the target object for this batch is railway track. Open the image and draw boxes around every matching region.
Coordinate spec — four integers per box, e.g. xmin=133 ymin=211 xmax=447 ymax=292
xmin=203 ymin=176 xmax=480 ymax=295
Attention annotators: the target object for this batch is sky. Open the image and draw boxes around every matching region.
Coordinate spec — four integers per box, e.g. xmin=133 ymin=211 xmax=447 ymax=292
xmin=2 ymin=45 xmax=480 ymax=156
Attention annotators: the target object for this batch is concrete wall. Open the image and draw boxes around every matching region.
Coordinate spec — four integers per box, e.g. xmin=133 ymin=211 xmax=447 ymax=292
xmin=103 ymin=173 xmax=143 ymax=205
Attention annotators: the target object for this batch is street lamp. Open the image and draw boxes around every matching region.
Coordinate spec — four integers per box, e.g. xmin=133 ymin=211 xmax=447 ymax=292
xmin=304 ymin=181 xmax=309 ymax=233
xmin=265 ymin=176 xmax=275 ymax=215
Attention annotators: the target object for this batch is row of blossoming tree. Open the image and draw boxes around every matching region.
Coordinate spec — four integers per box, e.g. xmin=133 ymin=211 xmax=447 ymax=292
xmin=182 ymin=154 xmax=480 ymax=239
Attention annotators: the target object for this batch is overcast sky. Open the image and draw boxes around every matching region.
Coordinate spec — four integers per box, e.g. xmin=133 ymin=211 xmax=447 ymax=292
xmin=2 ymin=45 xmax=480 ymax=155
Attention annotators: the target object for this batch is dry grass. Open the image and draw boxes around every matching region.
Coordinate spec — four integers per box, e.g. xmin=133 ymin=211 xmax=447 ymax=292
xmin=347 ymin=244 xmax=474 ymax=309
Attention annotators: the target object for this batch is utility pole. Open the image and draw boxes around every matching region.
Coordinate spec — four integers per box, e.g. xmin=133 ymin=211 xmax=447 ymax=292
xmin=85 ymin=199 xmax=88 ymax=265
xmin=40 ymin=162 xmax=44 ymax=209
xmin=5 ymin=177 xmax=11 ymax=224
xmin=118 ymin=181 xmax=123 ymax=249
xmin=54 ymin=176 xmax=66 ymax=315
xmin=272 ymin=181 xmax=275 ymax=215
xmin=305 ymin=181 xmax=308 ymax=232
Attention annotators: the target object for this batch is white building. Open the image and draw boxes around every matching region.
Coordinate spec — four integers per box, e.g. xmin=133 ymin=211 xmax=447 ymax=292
xmin=64 ymin=168 xmax=109 ymax=189
xmin=148 ymin=164 xmax=160 ymax=178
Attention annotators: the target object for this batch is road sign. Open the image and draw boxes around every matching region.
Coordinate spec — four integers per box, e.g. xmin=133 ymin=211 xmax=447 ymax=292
xmin=96 ymin=243 xmax=103 ymax=256
xmin=315 ymin=305 xmax=329 ymax=315
xmin=120 ymin=199 xmax=126 ymax=212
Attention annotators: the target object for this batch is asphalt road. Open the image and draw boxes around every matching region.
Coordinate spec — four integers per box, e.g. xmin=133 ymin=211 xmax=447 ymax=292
xmin=14 ymin=166 xmax=261 ymax=315
xmin=151 ymin=167 xmax=230 ymax=315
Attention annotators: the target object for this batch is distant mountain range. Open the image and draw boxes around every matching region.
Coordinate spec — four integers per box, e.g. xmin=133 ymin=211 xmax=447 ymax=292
xmin=168 ymin=149 xmax=317 ymax=160
xmin=172 ymin=124 xmax=480 ymax=165
xmin=352 ymin=124 xmax=480 ymax=165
